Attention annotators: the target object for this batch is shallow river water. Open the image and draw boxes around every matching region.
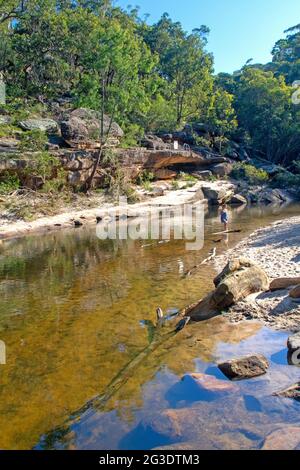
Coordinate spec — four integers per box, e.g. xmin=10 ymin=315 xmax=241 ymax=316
xmin=0 ymin=203 xmax=300 ymax=450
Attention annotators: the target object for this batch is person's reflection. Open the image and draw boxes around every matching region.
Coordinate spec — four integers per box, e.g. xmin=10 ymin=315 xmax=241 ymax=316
xmin=223 ymin=232 xmax=229 ymax=246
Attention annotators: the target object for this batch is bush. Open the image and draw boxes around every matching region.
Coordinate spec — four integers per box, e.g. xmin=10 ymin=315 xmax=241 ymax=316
xmin=19 ymin=130 xmax=48 ymax=152
xmin=178 ymin=172 xmax=197 ymax=183
xmin=0 ymin=172 xmax=20 ymax=194
xmin=231 ymin=163 xmax=269 ymax=185
xmin=171 ymin=180 xmax=180 ymax=190
xmin=136 ymin=170 xmax=155 ymax=186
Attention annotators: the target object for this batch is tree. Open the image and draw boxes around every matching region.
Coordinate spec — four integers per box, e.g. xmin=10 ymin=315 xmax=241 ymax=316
xmin=143 ymin=14 xmax=213 ymax=126
xmin=271 ymin=24 xmax=300 ymax=84
xmin=235 ymin=68 xmax=296 ymax=163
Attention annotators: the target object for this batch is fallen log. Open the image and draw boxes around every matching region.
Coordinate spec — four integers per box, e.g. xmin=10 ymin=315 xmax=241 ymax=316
xmin=270 ymin=277 xmax=300 ymax=291
xmin=182 ymin=257 xmax=269 ymax=322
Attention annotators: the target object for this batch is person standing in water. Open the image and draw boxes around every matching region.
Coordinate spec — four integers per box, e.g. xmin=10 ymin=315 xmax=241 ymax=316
xmin=220 ymin=203 xmax=229 ymax=231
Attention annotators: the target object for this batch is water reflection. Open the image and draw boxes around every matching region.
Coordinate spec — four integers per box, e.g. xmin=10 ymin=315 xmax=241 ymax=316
xmin=0 ymin=203 xmax=299 ymax=449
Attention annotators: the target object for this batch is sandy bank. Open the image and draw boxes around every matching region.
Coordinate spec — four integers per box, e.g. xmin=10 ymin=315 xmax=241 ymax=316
xmin=0 ymin=183 xmax=206 ymax=241
xmin=217 ymin=216 xmax=300 ymax=331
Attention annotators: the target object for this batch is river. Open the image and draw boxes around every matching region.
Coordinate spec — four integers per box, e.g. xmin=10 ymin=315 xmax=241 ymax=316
xmin=0 ymin=203 xmax=300 ymax=450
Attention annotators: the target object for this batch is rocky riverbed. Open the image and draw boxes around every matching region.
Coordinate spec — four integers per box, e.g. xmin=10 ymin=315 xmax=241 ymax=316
xmin=216 ymin=216 xmax=300 ymax=331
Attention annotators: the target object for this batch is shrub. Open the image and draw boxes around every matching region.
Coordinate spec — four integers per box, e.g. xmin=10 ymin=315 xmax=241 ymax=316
xmin=273 ymin=171 xmax=300 ymax=189
xmin=136 ymin=170 xmax=155 ymax=186
xmin=178 ymin=172 xmax=197 ymax=183
xmin=231 ymin=163 xmax=269 ymax=185
xmin=0 ymin=172 xmax=20 ymax=194
xmin=171 ymin=180 xmax=180 ymax=190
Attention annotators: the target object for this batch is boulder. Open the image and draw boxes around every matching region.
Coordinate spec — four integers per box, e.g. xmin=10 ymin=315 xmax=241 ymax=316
xmin=289 ymin=285 xmax=300 ymax=299
xmin=287 ymin=332 xmax=300 ymax=354
xmin=0 ymin=115 xmax=11 ymax=125
xmin=192 ymin=170 xmax=213 ymax=180
xmin=61 ymin=108 xmax=123 ymax=148
xmin=19 ymin=118 xmax=58 ymax=133
xmin=229 ymin=194 xmax=247 ymax=206
xmin=218 ymin=354 xmax=269 ymax=380
xmin=182 ymin=373 xmax=235 ymax=394
xmin=270 ymin=277 xmax=300 ymax=291
xmin=183 ymin=257 xmax=269 ymax=322
xmin=258 ymin=188 xmax=287 ymax=205
xmin=150 ymin=187 xmax=165 ymax=197
xmin=273 ymin=383 xmax=300 ymax=402
xmin=211 ymin=163 xmax=233 ymax=177
xmin=154 ymin=168 xmax=177 ymax=180
xmin=262 ymin=427 xmax=300 ymax=450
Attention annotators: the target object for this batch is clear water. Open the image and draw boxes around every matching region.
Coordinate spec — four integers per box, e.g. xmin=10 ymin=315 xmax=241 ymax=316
xmin=0 ymin=203 xmax=300 ymax=450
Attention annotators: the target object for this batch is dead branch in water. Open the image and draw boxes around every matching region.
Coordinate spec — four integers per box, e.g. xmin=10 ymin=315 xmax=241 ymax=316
xmin=183 ymin=248 xmax=217 ymax=278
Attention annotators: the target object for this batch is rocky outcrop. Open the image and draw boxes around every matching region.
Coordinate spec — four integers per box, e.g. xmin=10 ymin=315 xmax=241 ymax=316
xmin=182 ymin=258 xmax=269 ymax=322
xmin=211 ymin=162 xmax=233 ymax=177
xmin=19 ymin=118 xmax=58 ymax=133
xmin=248 ymin=187 xmax=292 ymax=205
xmin=229 ymin=194 xmax=247 ymax=206
xmin=60 ymin=108 xmax=123 ymax=149
xmin=115 ymin=148 xmax=227 ymax=181
xmin=218 ymin=355 xmax=269 ymax=380
xmin=0 ymin=137 xmax=19 ymax=153
xmin=0 ymin=115 xmax=11 ymax=125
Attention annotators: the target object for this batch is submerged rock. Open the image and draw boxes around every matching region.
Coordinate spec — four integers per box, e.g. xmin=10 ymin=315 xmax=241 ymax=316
xmin=262 ymin=427 xmax=300 ymax=450
xmin=19 ymin=118 xmax=58 ymax=133
xmin=218 ymin=354 xmax=269 ymax=380
xmin=183 ymin=373 xmax=235 ymax=394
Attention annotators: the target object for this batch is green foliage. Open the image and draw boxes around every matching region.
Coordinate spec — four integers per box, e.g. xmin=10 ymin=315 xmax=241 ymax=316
xmin=178 ymin=172 xmax=197 ymax=183
xmin=231 ymin=163 xmax=269 ymax=185
xmin=273 ymin=171 xmax=300 ymax=189
xmin=171 ymin=180 xmax=180 ymax=190
xmin=27 ymin=151 xmax=63 ymax=187
xmin=19 ymin=129 xmax=48 ymax=151
xmin=136 ymin=170 xmax=155 ymax=186
xmin=0 ymin=172 xmax=20 ymax=194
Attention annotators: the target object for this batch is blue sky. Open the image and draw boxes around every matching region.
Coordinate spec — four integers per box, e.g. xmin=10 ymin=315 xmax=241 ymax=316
xmin=116 ymin=0 xmax=300 ymax=73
